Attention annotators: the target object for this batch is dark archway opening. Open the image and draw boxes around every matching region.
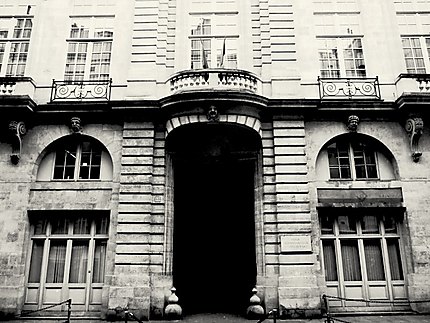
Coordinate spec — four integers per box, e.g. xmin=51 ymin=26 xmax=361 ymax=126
xmin=167 ymin=123 xmax=260 ymax=315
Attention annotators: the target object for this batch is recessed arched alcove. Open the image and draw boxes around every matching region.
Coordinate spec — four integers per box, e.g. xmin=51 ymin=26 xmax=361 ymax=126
xmin=165 ymin=122 xmax=263 ymax=315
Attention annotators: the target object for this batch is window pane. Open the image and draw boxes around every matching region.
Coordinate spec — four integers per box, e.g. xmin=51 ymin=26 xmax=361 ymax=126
xmin=321 ymin=215 xmax=334 ymax=235
xmin=323 ymin=240 xmax=338 ymax=281
xmin=69 ymin=241 xmax=89 ymax=283
xmin=51 ymin=218 xmax=69 ymax=234
xmin=364 ymin=240 xmax=385 ymax=281
xmin=28 ymin=240 xmax=44 ymax=283
xmin=96 ymin=217 xmax=109 ymax=235
xmin=93 ymin=241 xmax=107 ymax=283
xmin=46 ymin=241 xmax=67 ymax=283
xmin=34 ymin=218 xmax=48 ymax=235
xmin=341 ymin=240 xmax=362 ymax=281
xmin=361 ymin=215 xmax=379 ymax=233
xmin=338 ymin=215 xmax=357 ymax=234
xmin=383 ymin=216 xmax=397 ymax=234
xmin=387 ymin=239 xmax=404 ymax=280
xmin=73 ymin=217 xmax=90 ymax=234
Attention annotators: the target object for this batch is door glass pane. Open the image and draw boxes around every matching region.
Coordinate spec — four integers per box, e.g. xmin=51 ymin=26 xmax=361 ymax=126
xmin=387 ymin=239 xmax=404 ymax=280
xmin=364 ymin=239 xmax=385 ymax=281
xmin=341 ymin=240 xmax=362 ymax=281
xmin=69 ymin=241 xmax=89 ymax=283
xmin=323 ymin=240 xmax=338 ymax=281
xmin=28 ymin=240 xmax=44 ymax=283
xmin=46 ymin=241 xmax=67 ymax=283
xmin=92 ymin=240 xmax=107 ymax=283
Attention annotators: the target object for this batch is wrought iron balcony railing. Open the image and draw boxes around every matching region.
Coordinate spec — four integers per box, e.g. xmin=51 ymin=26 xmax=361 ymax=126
xmin=50 ymin=79 xmax=112 ymax=102
xmin=168 ymin=69 xmax=261 ymax=95
xmin=318 ymin=77 xmax=381 ymax=100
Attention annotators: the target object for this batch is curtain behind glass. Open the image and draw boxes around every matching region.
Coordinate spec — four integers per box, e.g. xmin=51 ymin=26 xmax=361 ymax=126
xmin=364 ymin=240 xmax=385 ymax=280
xmin=46 ymin=241 xmax=66 ymax=283
xmin=341 ymin=240 xmax=362 ymax=281
xmin=323 ymin=240 xmax=338 ymax=281
xmin=28 ymin=240 xmax=44 ymax=283
xmin=92 ymin=241 xmax=107 ymax=283
xmin=387 ymin=239 xmax=404 ymax=280
xmin=69 ymin=242 xmax=88 ymax=283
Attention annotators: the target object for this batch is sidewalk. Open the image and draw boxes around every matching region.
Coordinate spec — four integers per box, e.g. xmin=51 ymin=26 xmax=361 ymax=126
xmin=11 ymin=313 xmax=430 ymax=323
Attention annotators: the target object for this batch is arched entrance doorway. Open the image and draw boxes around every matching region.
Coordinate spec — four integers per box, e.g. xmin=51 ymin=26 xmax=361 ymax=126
xmin=166 ymin=122 xmax=261 ymax=315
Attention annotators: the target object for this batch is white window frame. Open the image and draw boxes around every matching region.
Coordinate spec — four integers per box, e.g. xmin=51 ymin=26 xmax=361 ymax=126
xmin=0 ymin=16 xmax=32 ymax=76
xmin=320 ymin=213 xmax=407 ymax=308
xmin=64 ymin=16 xmax=114 ymax=81
xmin=318 ymin=37 xmax=367 ymax=78
xmin=327 ymin=140 xmax=379 ymax=180
xmin=189 ymin=14 xmax=239 ymax=69
xmin=25 ymin=214 xmax=109 ymax=312
xmin=52 ymin=139 xmax=104 ymax=181
xmin=401 ymin=36 xmax=430 ymax=73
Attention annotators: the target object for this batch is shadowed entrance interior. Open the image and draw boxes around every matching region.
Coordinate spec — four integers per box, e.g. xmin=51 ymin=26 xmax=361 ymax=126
xmin=168 ymin=123 xmax=259 ymax=315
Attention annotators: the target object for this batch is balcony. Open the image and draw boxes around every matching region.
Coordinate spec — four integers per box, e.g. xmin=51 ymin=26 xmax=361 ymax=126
xmin=0 ymin=77 xmax=36 ymax=97
xmin=395 ymin=73 xmax=430 ymax=96
xmin=318 ymin=77 xmax=381 ymax=100
xmin=168 ymin=69 xmax=261 ymax=95
xmin=50 ymin=79 xmax=112 ymax=102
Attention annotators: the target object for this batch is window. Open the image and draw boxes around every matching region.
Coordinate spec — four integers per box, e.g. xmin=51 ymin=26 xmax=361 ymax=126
xmin=319 ymin=38 xmax=366 ymax=78
xmin=64 ymin=17 xmax=113 ymax=81
xmin=320 ymin=212 xmax=406 ymax=306
xmin=26 ymin=213 xmax=109 ymax=310
xmin=327 ymin=140 xmax=378 ymax=179
xmin=190 ymin=15 xmax=238 ymax=69
xmin=53 ymin=138 xmax=103 ymax=180
xmin=401 ymin=37 xmax=430 ymax=73
xmin=0 ymin=17 xmax=32 ymax=76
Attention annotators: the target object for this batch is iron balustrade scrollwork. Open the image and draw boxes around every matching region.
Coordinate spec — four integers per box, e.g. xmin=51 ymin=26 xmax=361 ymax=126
xmin=318 ymin=77 xmax=381 ymax=100
xmin=51 ymin=79 xmax=112 ymax=101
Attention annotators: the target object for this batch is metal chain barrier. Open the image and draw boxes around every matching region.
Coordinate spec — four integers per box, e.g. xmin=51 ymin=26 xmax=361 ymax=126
xmin=15 ymin=298 xmax=72 ymax=323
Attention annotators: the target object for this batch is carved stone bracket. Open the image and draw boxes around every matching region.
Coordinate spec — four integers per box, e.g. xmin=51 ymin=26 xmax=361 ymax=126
xmin=347 ymin=115 xmax=360 ymax=132
xmin=405 ymin=116 xmax=424 ymax=162
xmin=70 ymin=116 xmax=83 ymax=133
xmin=8 ymin=121 xmax=27 ymax=164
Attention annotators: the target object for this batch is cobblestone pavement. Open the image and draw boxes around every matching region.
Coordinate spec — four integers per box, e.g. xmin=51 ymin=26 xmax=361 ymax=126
xmin=11 ymin=313 xmax=430 ymax=323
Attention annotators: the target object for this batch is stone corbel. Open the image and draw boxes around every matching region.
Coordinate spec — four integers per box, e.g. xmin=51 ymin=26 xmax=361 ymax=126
xmin=405 ymin=116 xmax=424 ymax=162
xmin=8 ymin=121 xmax=27 ymax=165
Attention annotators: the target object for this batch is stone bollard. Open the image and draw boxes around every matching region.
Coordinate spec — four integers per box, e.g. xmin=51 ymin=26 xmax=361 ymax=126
xmin=246 ymin=287 xmax=265 ymax=319
xmin=164 ymin=287 xmax=182 ymax=320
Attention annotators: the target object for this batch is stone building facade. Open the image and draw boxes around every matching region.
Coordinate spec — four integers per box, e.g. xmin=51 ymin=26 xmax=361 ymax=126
xmin=0 ymin=0 xmax=430 ymax=320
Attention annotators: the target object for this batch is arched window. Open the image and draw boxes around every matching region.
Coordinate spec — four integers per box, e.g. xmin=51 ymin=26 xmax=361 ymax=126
xmin=37 ymin=136 xmax=113 ymax=181
xmin=327 ymin=139 xmax=378 ymax=180
xmin=315 ymin=134 xmax=398 ymax=181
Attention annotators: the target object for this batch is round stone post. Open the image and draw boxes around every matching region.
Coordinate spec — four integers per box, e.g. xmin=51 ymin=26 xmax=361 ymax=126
xmin=246 ymin=287 xmax=265 ymax=319
xmin=164 ymin=287 xmax=182 ymax=320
